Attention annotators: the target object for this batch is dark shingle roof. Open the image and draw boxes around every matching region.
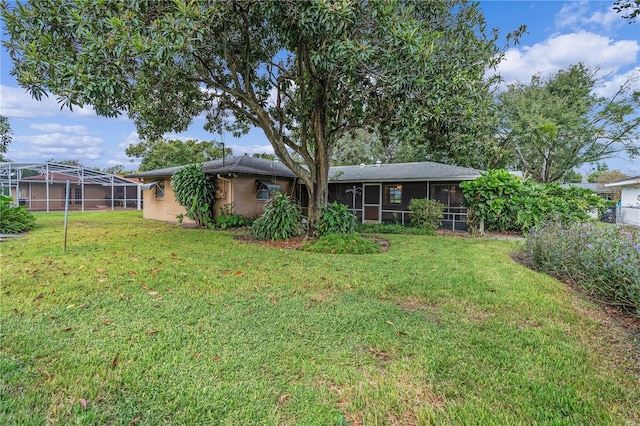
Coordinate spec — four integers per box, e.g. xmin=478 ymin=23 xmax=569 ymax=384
xmin=328 ymin=161 xmax=482 ymax=182
xmin=128 ymin=156 xmax=295 ymax=179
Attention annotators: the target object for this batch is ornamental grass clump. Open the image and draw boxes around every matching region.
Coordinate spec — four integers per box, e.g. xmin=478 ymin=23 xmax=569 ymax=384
xmin=525 ymin=221 xmax=640 ymax=315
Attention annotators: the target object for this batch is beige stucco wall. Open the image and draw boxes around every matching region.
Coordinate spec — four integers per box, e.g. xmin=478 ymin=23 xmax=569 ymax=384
xmin=141 ymin=177 xmax=194 ymax=224
xmin=140 ymin=175 xmax=296 ymax=223
xmin=228 ymin=175 xmax=295 ymax=218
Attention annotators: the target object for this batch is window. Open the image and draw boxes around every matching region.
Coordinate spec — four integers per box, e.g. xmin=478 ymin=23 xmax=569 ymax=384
xmin=257 ymin=186 xmax=269 ymax=201
xmin=256 ymin=180 xmax=282 ymax=201
xmin=74 ymin=187 xmax=82 ymax=205
xmin=384 ymin=184 xmax=402 ymax=204
xmin=155 ymin=181 xmax=165 ymax=199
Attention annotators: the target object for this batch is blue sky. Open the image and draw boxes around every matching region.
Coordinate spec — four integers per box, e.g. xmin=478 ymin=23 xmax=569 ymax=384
xmin=1 ymin=0 xmax=639 ymax=176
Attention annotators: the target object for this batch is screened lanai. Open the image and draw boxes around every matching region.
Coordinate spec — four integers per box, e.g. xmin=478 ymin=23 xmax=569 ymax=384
xmin=0 ymin=162 xmax=141 ymax=212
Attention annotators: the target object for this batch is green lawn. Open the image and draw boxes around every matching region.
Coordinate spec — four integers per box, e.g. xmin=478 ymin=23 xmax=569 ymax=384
xmin=1 ymin=211 xmax=639 ymax=425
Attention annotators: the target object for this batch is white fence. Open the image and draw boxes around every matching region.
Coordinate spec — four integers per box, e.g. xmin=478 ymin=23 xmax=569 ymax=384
xmin=616 ymin=206 xmax=640 ymax=227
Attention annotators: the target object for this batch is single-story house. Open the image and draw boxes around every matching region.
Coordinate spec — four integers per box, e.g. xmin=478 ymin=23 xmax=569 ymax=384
xmin=128 ymin=155 xmax=298 ymax=223
xmin=0 ymin=162 xmax=140 ymax=211
xmin=130 ymin=156 xmax=481 ymax=231
xmin=605 ymin=176 xmax=640 ymax=227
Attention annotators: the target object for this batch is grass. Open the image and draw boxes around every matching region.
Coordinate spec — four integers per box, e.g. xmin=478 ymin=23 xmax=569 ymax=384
xmin=1 ymin=211 xmax=639 ymax=425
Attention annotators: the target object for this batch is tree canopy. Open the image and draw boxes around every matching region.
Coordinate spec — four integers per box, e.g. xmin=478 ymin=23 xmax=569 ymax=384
xmin=0 ymin=115 xmax=12 ymax=161
xmin=125 ymin=138 xmax=231 ymax=172
xmin=495 ymin=63 xmax=640 ymax=183
xmin=2 ymin=0 xmax=522 ymax=225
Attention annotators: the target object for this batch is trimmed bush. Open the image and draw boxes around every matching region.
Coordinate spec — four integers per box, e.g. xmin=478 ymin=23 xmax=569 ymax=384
xmin=525 ymin=221 xmax=640 ymax=316
xmin=251 ymin=192 xmax=302 ymax=240
xmin=0 ymin=195 xmax=36 ymax=233
xmin=171 ymin=164 xmax=217 ymax=228
xmin=408 ymin=198 xmax=445 ymax=234
xmin=302 ymin=233 xmax=381 ymax=254
xmin=316 ymin=202 xmax=356 ymax=236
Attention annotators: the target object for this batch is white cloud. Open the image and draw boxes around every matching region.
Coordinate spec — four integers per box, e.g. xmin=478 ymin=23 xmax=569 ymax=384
xmin=117 ymin=131 xmax=142 ymax=149
xmin=555 ymin=1 xmax=623 ymax=32
xmin=595 ymin=66 xmax=640 ymax=98
xmin=30 ymin=123 xmax=90 ymax=135
xmin=16 ymin=133 xmax=102 ymax=148
xmin=495 ymin=31 xmax=639 ymax=86
xmin=228 ymin=143 xmax=274 ymax=156
xmin=0 ymin=85 xmax=95 ymax=119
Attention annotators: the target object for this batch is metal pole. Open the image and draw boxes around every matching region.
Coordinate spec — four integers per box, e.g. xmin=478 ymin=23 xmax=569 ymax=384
xmin=64 ymin=180 xmax=70 ymax=252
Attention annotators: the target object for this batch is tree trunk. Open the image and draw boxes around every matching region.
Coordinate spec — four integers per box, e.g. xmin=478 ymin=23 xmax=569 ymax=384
xmin=306 ymin=150 xmax=329 ymax=235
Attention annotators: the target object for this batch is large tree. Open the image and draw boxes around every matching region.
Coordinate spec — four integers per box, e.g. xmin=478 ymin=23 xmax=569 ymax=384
xmin=495 ymin=63 xmax=640 ymax=183
xmin=126 ymin=138 xmax=231 ymax=172
xmin=2 ymin=0 xmax=520 ymax=226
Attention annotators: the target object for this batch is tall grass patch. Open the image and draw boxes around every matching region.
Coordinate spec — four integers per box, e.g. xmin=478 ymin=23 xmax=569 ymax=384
xmin=525 ymin=221 xmax=640 ymax=314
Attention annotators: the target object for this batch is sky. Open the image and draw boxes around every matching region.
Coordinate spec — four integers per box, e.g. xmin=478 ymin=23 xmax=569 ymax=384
xmin=1 ymin=0 xmax=639 ymax=176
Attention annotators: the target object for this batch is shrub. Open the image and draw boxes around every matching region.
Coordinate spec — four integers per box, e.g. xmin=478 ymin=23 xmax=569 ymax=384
xmin=355 ymin=222 xmax=435 ymax=235
xmin=171 ymin=164 xmax=217 ymax=228
xmin=460 ymin=169 xmax=523 ymax=232
xmin=0 ymin=195 xmax=36 ymax=233
xmin=461 ymin=169 xmax=606 ymax=233
xmin=251 ymin=192 xmax=302 ymax=240
xmin=316 ymin=202 xmax=356 ymax=236
xmin=408 ymin=198 xmax=445 ymax=234
xmin=525 ymin=221 xmax=640 ymax=316
xmin=215 ymin=203 xmax=247 ymax=229
xmin=302 ymin=233 xmax=381 ymax=254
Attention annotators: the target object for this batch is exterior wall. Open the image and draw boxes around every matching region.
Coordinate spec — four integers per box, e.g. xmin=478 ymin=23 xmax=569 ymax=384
xmin=141 ymin=177 xmax=194 ymax=224
xmin=229 ymin=175 xmax=295 ymax=218
xmin=621 ymin=187 xmax=640 ymax=207
xmin=140 ymin=175 xmax=295 ymax=223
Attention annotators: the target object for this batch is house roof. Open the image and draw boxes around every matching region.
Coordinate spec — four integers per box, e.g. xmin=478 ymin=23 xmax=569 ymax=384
xmin=604 ymin=176 xmax=640 ymax=188
xmin=128 ymin=155 xmax=296 ymax=179
xmin=328 ymin=161 xmax=482 ymax=183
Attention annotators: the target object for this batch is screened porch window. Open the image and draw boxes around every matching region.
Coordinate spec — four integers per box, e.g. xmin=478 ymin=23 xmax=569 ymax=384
xmin=384 ymin=184 xmax=403 ymax=204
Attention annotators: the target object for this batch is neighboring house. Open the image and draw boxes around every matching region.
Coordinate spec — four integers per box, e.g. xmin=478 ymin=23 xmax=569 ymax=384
xmin=562 ymin=182 xmax=615 ymax=201
xmin=130 ymin=156 xmax=482 ymax=230
xmin=605 ymin=176 xmax=640 ymax=227
xmin=0 ymin=162 xmax=140 ymax=211
xmin=326 ymin=161 xmax=482 ymax=231
xmin=128 ymin=155 xmax=297 ymax=223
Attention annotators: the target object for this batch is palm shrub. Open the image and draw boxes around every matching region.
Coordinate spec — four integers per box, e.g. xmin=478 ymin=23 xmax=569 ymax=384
xmin=316 ymin=202 xmax=356 ymax=236
xmin=251 ymin=192 xmax=302 ymax=240
xmin=171 ymin=164 xmax=217 ymax=228
xmin=408 ymin=198 xmax=445 ymax=234
xmin=0 ymin=195 xmax=36 ymax=233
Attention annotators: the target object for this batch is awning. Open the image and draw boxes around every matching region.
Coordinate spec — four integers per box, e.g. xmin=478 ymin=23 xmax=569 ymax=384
xmin=256 ymin=180 xmax=282 ymax=193
xmin=139 ymin=181 xmax=161 ymax=190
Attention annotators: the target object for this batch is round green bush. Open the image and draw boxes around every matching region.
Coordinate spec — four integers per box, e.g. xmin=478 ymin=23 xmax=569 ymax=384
xmin=302 ymin=233 xmax=382 ymax=254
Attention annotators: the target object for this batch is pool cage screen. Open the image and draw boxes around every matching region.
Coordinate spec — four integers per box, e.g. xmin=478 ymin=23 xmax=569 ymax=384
xmin=0 ymin=162 xmax=141 ymax=212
